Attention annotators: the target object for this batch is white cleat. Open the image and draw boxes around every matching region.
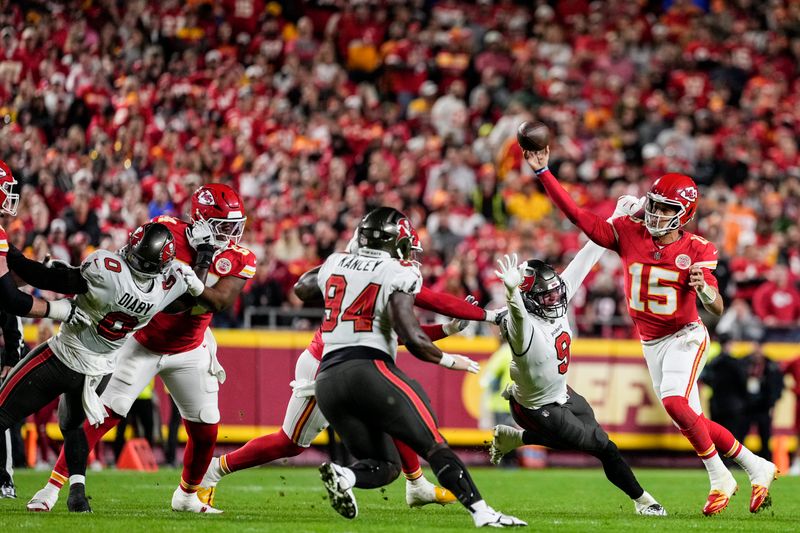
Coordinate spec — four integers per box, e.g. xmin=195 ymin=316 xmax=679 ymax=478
xmin=201 ymin=457 xmax=223 ymax=489
xmin=472 ymin=505 xmax=527 ymax=528
xmin=171 ymin=487 xmax=223 ymax=514
xmin=489 ymin=425 xmax=523 ymax=465
xmin=27 ymin=485 xmax=59 ymax=512
xmin=635 ymin=502 xmax=667 ymax=516
xmin=319 ymin=462 xmax=358 ymax=519
xmin=405 ymin=477 xmax=457 ymax=507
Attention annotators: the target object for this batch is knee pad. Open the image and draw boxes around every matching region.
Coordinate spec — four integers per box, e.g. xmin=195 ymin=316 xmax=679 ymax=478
xmin=662 ymin=395 xmax=699 ymax=429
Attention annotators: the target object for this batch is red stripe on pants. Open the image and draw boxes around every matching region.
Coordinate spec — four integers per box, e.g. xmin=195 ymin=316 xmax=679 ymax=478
xmin=0 ymin=346 xmax=54 ymax=405
xmin=373 ymin=360 xmax=443 ymax=444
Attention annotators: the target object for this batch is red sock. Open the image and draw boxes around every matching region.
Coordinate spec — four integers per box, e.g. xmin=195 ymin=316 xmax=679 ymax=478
xmin=704 ymin=416 xmax=741 ymax=457
xmin=51 ymin=407 xmax=123 ymax=481
xmin=180 ymin=421 xmax=218 ymax=493
xmin=662 ymin=396 xmax=716 ymax=459
xmin=393 ymin=438 xmax=422 ymax=480
xmin=222 ymin=429 xmax=304 ymax=473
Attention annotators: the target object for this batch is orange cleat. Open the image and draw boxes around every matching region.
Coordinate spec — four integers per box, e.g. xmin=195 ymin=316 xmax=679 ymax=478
xmin=702 ymin=477 xmax=738 ymax=516
xmin=749 ymin=460 xmax=778 ymax=513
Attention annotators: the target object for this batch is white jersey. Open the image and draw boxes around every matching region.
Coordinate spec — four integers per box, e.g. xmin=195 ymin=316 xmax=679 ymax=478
xmin=48 ymin=249 xmax=190 ymax=377
xmin=503 ymin=242 xmax=606 ymax=409
xmin=317 ymin=249 xmax=422 ymax=360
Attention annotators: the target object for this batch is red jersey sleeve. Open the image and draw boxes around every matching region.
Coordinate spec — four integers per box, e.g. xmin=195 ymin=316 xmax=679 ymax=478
xmin=0 ymin=225 xmax=8 ymax=257
xmin=219 ymin=244 xmax=257 ymax=279
xmin=415 ymin=285 xmax=486 ymax=320
xmin=691 ymin=236 xmax=719 ymax=290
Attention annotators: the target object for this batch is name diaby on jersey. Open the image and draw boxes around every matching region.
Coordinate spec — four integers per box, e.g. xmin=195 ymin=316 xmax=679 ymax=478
xmin=118 ymin=292 xmax=155 ymax=315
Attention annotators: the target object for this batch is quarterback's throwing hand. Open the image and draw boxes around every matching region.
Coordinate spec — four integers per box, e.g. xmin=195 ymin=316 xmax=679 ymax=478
xmin=523 ymin=146 xmax=550 ymax=172
xmin=495 ymin=254 xmax=522 ymax=291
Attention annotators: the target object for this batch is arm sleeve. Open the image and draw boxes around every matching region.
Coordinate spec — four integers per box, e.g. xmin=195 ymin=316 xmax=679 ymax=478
xmin=420 ymin=323 xmax=446 ymax=342
xmin=415 ymin=285 xmax=487 ymax=320
xmin=1 ymin=312 xmax=23 ymax=368
xmin=537 ymin=169 xmax=618 ymax=249
xmin=0 ymin=272 xmax=34 ymax=316
xmin=561 ymin=240 xmax=607 ymax=302
xmin=502 ymin=286 xmax=534 ymax=357
xmin=6 ymin=244 xmax=89 ymax=294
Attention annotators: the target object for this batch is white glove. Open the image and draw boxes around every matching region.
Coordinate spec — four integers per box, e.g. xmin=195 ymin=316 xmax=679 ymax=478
xmin=439 ymin=352 xmax=480 ymax=374
xmin=290 ymin=379 xmax=316 ymax=398
xmin=47 ymin=299 xmax=92 ymax=328
xmin=484 ymin=306 xmax=508 ymax=325
xmin=494 ymin=253 xmax=523 ymax=291
xmin=608 ymin=195 xmax=645 ymax=221
xmin=443 ymin=295 xmax=479 ymax=335
xmin=186 ymin=219 xmax=218 ymax=250
xmin=177 ymin=265 xmax=206 ymax=296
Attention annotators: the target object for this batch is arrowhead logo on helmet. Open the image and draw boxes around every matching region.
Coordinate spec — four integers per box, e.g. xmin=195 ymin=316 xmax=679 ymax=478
xmin=190 ymin=184 xmax=247 ymax=245
xmin=196 ymin=189 xmax=216 ymax=206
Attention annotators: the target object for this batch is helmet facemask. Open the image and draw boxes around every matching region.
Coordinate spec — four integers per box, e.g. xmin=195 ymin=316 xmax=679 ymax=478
xmin=644 ymin=194 xmax=684 ymax=237
xmin=524 ymin=283 xmax=568 ymax=319
xmin=195 ymin=210 xmax=246 ymax=246
xmin=1 ymin=177 xmax=19 ymax=216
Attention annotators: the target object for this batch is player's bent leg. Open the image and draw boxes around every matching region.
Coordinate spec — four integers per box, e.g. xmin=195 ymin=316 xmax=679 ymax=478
xmin=393 ymin=438 xmax=456 ymax=507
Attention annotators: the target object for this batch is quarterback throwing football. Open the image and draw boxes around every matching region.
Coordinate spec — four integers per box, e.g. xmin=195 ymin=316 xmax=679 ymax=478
xmin=527 ymin=147 xmax=776 ymax=515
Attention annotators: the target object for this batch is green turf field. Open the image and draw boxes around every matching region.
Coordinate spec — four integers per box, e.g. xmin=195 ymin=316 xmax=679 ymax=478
xmin=0 ymin=467 xmax=796 ymax=532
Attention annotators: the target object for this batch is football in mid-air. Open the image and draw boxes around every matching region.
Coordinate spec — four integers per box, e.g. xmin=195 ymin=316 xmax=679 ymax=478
xmin=516 ymin=121 xmax=550 ymax=152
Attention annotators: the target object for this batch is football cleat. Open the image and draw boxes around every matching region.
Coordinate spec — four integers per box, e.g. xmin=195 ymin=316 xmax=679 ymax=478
xmin=201 ymin=457 xmax=224 ymax=489
xmin=27 ymin=485 xmax=59 ymax=512
xmin=635 ymin=502 xmax=667 ymax=516
xmin=702 ymin=474 xmax=737 ymax=516
xmin=749 ymin=458 xmax=778 ymax=513
xmin=66 ymin=484 xmax=92 ymax=513
xmin=405 ymin=477 xmax=457 ymax=507
xmin=196 ymin=486 xmax=216 ymax=507
xmin=472 ymin=505 xmax=528 ymax=528
xmin=489 ymin=425 xmax=523 ymax=465
xmin=0 ymin=480 xmax=16 ymax=499
xmin=319 ymin=462 xmax=358 ymax=519
xmin=171 ymin=487 xmax=223 ymax=514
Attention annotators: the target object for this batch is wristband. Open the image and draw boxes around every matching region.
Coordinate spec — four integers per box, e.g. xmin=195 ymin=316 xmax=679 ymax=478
xmin=438 ymin=353 xmax=456 ymax=369
xmin=534 ymin=166 xmax=549 ymax=175
xmin=698 ymin=284 xmax=716 ymax=304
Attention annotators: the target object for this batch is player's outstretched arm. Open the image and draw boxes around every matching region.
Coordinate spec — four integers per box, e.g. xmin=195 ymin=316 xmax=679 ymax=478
xmin=495 ymin=254 xmax=534 ymax=356
xmin=294 ymin=266 xmax=323 ymax=302
xmin=689 ymin=265 xmax=724 ymax=316
xmin=523 ymin=148 xmax=617 ymax=249
xmin=390 ymin=291 xmax=479 ymax=373
xmin=6 ymin=244 xmax=89 ymax=294
xmin=415 ymin=286 xmax=500 ymax=322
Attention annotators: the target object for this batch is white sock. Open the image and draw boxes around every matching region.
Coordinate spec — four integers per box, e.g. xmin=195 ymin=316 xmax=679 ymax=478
xmin=407 ymin=475 xmax=430 ymax=487
xmin=729 ymin=445 xmax=761 ymax=479
xmin=69 ymin=475 xmax=86 ymax=486
xmin=41 ymin=483 xmax=60 ymax=498
xmin=469 ymin=499 xmax=489 ymax=514
xmin=634 ymin=491 xmax=656 ymax=506
xmin=701 ymin=454 xmax=731 ymax=487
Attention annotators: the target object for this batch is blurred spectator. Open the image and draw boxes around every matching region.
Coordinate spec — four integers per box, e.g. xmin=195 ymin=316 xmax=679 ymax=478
xmin=752 ymin=265 xmax=800 ymax=342
xmin=716 ymin=298 xmax=764 ymax=341
xmin=782 ymin=355 xmax=800 ymax=476
xmin=738 ymin=340 xmax=785 ymax=461
xmin=700 ymin=335 xmax=747 ymax=440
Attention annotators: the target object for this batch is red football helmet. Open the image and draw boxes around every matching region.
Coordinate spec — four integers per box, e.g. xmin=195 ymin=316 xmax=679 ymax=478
xmin=0 ymin=160 xmax=20 ymax=216
xmin=190 ymin=184 xmax=246 ymax=245
xmin=644 ymin=173 xmax=698 ymax=237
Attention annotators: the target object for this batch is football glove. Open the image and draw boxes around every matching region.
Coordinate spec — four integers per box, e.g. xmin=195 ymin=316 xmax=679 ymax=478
xmin=494 ymin=254 xmax=523 ymax=291
xmin=439 ymin=352 xmax=480 ymax=374
xmin=186 ymin=219 xmax=217 ymax=250
xmin=47 ymin=299 xmax=92 ymax=328
xmin=176 ymin=265 xmax=206 ymax=296
xmin=290 ymin=379 xmax=316 ymax=398
xmin=443 ymin=295 xmax=479 ymax=335
xmin=609 ymin=195 xmax=645 ymax=221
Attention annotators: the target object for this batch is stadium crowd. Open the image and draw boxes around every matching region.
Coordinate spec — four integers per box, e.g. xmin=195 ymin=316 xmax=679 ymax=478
xmin=0 ymin=0 xmax=799 ymax=339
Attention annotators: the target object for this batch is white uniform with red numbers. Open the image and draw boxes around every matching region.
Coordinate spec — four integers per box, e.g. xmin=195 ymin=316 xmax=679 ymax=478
xmin=100 ymin=215 xmax=257 ymax=424
xmin=611 ymin=216 xmax=719 ymax=414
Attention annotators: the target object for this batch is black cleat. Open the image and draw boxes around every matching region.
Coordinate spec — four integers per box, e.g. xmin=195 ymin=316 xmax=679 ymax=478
xmin=67 ymin=484 xmax=92 ymax=513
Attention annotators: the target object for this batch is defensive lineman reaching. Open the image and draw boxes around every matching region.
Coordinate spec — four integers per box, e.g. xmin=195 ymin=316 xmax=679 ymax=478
xmin=489 ymin=196 xmax=665 ymax=516
xmin=200 ymin=220 xmax=503 ymax=509
xmin=527 ymin=146 xmax=777 ymax=515
xmin=0 ymin=222 xmax=209 ymax=511
xmin=29 ymin=184 xmax=257 ymax=513
xmin=299 ymin=206 xmax=525 ymax=528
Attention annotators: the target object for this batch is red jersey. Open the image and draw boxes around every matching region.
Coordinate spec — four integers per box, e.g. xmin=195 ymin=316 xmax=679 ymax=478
xmin=134 ymin=215 xmax=257 ymax=354
xmin=611 ymin=216 xmax=718 ymax=341
xmin=0 ymin=225 xmax=8 ymax=256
